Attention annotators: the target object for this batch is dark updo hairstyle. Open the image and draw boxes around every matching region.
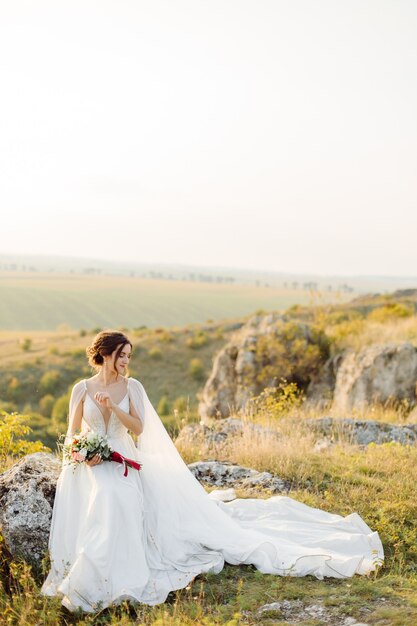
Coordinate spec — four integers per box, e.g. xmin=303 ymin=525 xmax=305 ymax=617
xmin=86 ymin=329 xmax=132 ymax=375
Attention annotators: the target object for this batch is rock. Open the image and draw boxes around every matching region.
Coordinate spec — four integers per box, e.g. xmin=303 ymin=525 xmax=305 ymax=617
xmin=343 ymin=619 xmax=369 ymax=626
xmin=198 ymin=312 xmax=328 ymax=420
xmin=221 ymin=322 xmax=245 ymax=332
xmin=314 ymin=438 xmax=334 ymax=452
xmin=257 ymin=601 xmax=284 ymax=614
xmin=256 ymin=600 xmax=369 ymax=625
xmin=175 ymin=416 xmax=279 ymax=447
xmin=187 ymin=460 xmax=290 ymax=493
xmin=306 ymin=417 xmax=417 ymax=446
xmin=305 ymin=353 xmax=345 ymax=408
xmin=332 ymin=343 xmax=417 ymax=412
xmin=0 ymin=452 xmax=61 ymax=564
xmin=257 ymin=600 xmax=329 ymax=621
xmin=176 ymin=413 xmax=416 ymax=450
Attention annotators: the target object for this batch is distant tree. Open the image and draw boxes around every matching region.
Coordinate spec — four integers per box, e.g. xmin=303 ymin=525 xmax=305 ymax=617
xmin=21 ymin=337 xmax=32 ymax=352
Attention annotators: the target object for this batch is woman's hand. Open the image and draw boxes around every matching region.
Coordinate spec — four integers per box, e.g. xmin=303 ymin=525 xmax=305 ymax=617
xmin=85 ymin=453 xmax=103 ymax=466
xmin=94 ymin=391 xmax=114 ymax=409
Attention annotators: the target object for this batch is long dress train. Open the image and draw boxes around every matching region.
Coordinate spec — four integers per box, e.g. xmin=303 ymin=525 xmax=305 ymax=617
xmin=41 ymin=377 xmax=384 ymax=613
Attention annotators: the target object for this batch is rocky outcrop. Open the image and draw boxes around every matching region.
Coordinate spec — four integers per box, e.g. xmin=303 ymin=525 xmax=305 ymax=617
xmin=188 ymin=460 xmax=290 ymax=493
xmin=305 ymin=353 xmax=344 ymax=407
xmin=198 ymin=312 xmax=329 ymax=420
xmin=200 ymin=309 xmax=417 ymax=416
xmin=175 ymin=416 xmax=280 ymax=447
xmin=177 ymin=415 xmax=417 ymax=449
xmin=331 ymin=343 xmax=417 ymax=412
xmin=0 ymin=452 xmax=61 ymax=564
xmin=306 ymin=417 xmax=417 ymax=446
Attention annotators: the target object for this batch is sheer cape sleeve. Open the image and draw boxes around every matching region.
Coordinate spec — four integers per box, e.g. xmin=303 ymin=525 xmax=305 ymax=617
xmin=126 ymin=377 xmax=250 ymax=572
xmin=64 ymin=380 xmax=87 ymax=444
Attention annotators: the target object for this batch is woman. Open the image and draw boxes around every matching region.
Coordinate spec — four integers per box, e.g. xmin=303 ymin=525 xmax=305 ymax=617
xmin=41 ymin=329 xmax=384 ymax=613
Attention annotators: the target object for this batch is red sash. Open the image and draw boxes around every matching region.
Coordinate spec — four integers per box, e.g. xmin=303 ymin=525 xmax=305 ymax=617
xmin=110 ymin=451 xmax=142 ymax=477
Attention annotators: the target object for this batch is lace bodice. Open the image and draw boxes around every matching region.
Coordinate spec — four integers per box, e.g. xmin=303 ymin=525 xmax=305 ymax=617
xmin=81 ymin=381 xmax=130 ymax=439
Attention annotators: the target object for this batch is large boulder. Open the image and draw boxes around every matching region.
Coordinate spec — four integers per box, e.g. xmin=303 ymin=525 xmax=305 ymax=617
xmin=188 ymin=460 xmax=290 ymax=493
xmin=175 ymin=416 xmax=280 ymax=447
xmin=331 ymin=343 xmax=417 ymax=412
xmin=306 ymin=417 xmax=417 ymax=446
xmin=198 ymin=312 xmax=329 ymax=420
xmin=305 ymin=353 xmax=344 ymax=408
xmin=0 ymin=452 xmax=61 ymax=564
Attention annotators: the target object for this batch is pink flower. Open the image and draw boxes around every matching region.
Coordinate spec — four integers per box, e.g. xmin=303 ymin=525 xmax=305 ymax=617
xmin=71 ymin=451 xmax=86 ymax=462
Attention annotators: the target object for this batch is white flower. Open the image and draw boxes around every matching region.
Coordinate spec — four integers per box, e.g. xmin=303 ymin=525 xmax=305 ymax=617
xmin=78 ymin=448 xmax=88 ymax=459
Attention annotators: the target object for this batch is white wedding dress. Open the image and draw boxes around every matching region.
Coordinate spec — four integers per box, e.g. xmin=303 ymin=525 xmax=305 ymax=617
xmin=41 ymin=377 xmax=384 ymax=613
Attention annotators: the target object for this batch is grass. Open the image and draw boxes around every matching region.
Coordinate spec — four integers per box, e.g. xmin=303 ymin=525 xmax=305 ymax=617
xmin=1 ymin=290 xmax=417 ymax=623
xmin=1 ymin=401 xmax=416 ymax=625
xmin=326 ymin=315 xmax=417 ymax=352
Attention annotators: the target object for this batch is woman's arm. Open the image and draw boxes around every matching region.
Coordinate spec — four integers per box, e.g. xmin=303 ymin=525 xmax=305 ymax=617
xmin=111 ymin=402 xmax=143 ymax=436
xmin=95 ymin=391 xmax=143 ymax=436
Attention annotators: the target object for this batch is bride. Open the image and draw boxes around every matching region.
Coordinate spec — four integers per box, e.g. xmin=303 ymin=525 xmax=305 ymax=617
xmin=41 ymin=329 xmax=384 ymax=613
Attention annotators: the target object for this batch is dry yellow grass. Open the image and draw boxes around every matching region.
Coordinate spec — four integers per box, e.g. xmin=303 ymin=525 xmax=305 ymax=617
xmin=327 ymin=314 xmax=417 ymax=351
xmin=176 ymin=406 xmax=417 ymax=574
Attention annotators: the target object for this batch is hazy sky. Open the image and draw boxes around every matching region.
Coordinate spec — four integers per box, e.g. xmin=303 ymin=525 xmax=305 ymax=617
xmin=1 ymin=1 xmax=416 ymax=276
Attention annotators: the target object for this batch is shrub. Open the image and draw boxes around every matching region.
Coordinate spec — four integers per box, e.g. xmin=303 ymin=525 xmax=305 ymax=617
xmin=7 ymin=377 xmax=23 ymax=403
xmin=0 ymin=401 xmax=16 ymax=413
xmin=188 ymin=358 xmax=205 ymax=381
xmin=159 ymin=330 xmax=174 ymax=343
xmin=368 ymin=303 xmax=414 ymax=323
xmin=51 ymin=391 xmax=71 ymax=435
xmin=39 ymin=394 xmax=55 ymax=418
xmin=20 ymin=338 xmax=32 ymax=352
xmin=47 ymin=345 xmax=59 ymax=355
xmin=148 ymin=347 xmax=162 ymax=359
xmin=0 ymin=412 xmax=49 ymax=471
xmin=186 ymin=330 xmax=209 ymax=349
xmin=330 ymin=319 xmax=366 ymax=344
xmin=39 ymin=370 xmax=61 ymax=395
xmin=254 ymin=321 xmax=330 ymax=392
xmin=70 ymin=348 xmax=86 ymax=358
xmin=245 ymin=380 xmax=304 ymax=420
xmin=23 ymin=412 xmax=57 ymax=449
xmin=157 ymin=395 xmax=170 ymax=416
xmin=173 ymin=396 xmax=188 ymax=414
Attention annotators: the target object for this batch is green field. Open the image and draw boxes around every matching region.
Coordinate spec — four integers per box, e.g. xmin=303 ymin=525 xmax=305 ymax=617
xmin=0 ymin=272 xmax=350 ymax=331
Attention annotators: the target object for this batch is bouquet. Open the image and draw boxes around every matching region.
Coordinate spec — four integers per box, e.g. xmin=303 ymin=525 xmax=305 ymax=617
xmin=59 ymin=431 xmax=142 ymax=477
